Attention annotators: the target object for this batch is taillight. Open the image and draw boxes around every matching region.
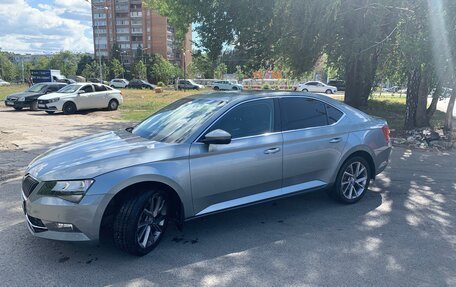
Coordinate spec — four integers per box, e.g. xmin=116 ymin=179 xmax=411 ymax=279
xmin=382 ymin=125 xmax=390 ymax=142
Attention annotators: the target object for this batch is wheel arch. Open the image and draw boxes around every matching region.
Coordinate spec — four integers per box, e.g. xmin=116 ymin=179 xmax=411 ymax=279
xmin=100 ymin=180 xmax=185 ymax=238
xmin=332 ymin=146 xmax=377 ymax=185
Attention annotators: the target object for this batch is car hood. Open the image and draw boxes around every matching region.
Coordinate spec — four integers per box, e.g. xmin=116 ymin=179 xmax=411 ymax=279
xmin=6 ymin=91 xmax=43 ymax=100
xmin=27 ymin=130 xmax=188 ymax=181
xmin=38 ymin=92 xmax=71 ymax=100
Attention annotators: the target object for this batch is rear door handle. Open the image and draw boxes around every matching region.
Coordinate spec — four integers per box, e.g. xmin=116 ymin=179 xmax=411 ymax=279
xmin=329 ymin=138 xmax=342 ymax=143
xmin=264 ymin=147 xmax=281 ymax=154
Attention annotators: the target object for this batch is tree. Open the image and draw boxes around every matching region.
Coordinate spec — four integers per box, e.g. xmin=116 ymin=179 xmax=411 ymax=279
xmin=77 ymin=54 xmax=93 ymax=75
xmin=111 ymin=42 xmax=122 ymax=61
xmin=146 ymin=53 xmax=182 ymax=83
xmin=81 ymin=61 xmax=98 ymax=79
xmin=235 ymin=65 xmax=244 ymax=81
xmin=214 ymin=63 xmax=227 ymax=79
xmin=110 ymin=58 xmax=125 ymax=78
xmin=131 ymin=60 xmax=147 ymax=79
xmin=0 ymin=52 xmax=18 ymax=81
xmin=49 ymin=51 xmax=78 ymax=77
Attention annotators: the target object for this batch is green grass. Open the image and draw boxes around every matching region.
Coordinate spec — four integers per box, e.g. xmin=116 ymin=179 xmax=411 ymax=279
xmin=361 ymin=95 xmax=446 ymax=136
xmin=0 ymin=84 xmax=28 ymax=101
xmin=119 ymin=88 xmax=204 ymax=121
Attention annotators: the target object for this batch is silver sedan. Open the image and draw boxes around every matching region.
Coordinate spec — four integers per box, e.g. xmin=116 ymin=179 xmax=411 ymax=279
xmin=21 ymin=92 xmax=391 ymax=255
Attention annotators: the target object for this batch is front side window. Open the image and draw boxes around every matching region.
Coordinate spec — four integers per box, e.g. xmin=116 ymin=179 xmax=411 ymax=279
xmin=81 ymin=85 xmax=94 ymax=93
xmin=58 ymin=84 xmax=82 ymax=93
xmin=132 ymin=98 xmax=227 ymax=143
xmin=208 ymin=99 xmax=274 ymax=139
xmin=280 ymin=98 xmax=328 ymax=130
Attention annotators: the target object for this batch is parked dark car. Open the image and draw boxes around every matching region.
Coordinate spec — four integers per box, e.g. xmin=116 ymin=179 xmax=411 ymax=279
xmin=88 ymin=78 xmax=102 ymax=83
xmin=4 ymin=82 xmax=67 ymax=111
xmin=127 ymin=79 xmax=157 ymax=89
xmin=177 ymin=79 xmax=204 ymax=90
xmin=327 ymin=80 xmax=345 ymax=91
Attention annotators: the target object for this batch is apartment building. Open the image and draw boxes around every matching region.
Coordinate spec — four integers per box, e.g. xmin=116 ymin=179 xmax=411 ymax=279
xmin=91 ymin=0 xmax=191 ymax=68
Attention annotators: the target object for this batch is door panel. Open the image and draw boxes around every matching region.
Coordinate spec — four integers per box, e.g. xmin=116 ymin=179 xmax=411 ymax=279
xmin=190 ymin=133 xmax=283 ymax=215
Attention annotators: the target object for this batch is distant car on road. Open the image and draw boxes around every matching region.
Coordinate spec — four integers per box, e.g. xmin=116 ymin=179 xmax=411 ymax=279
xmin=327 ymin=80 xmax=345 ymax=91
xmin=212 ymin=80 xmax=243 ymax=91
xmin=22 ymin=91 xmax=391 ymax=256
xmin=383 ymin=86 xmax=400 ymax=93
xmin=4 ymin=82 xmax=67 ymax=111
xmin=295 ymin=81 xmax=337 ymax=94
xmin=127 ymin=79 xmax=156 ymax=89
xmin=177 ymin=79 xmax=204 ymax=90
xmin=110 ymin=78 xmax=129 ymax=88
xmin=0 ymin=79 xmax=11 ymax=86
xmin=36 ymin=83 xmax=123 ymax=115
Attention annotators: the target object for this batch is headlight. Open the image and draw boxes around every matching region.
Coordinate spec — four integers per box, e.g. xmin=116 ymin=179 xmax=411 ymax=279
xmin=38 ymin=179 xmax=94 ymax=203
xmin=48 ymin=98 xmax=60 ymax=103
xmin=18 ymin=97 xmax=25 ymax=102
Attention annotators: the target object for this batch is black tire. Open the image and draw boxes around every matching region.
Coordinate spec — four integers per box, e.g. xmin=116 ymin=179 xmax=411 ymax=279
xmin=214 ymin=86 xmax=220 ymax=90
xmin=330 ymin=156 xmax=371 ymax=204
xmin=108 ymin=99 xmax=119 ymax=111
xmin=45 ymin=111 xmax=55 ymax=114
xmin=325 ymin=89 xmax=333 ymax=94
xmin=30 ymin=100 xmax=39 ymax=111
xmin=113 ymin=189 xmax=169 ymax=256
xmin=62 ymin=102 xmax=77 ymax=115
xmin=232 ymin=87 xmax=239 ymax=90
xmin=14 ymin=107 xmax=23 ymax=111
xmin=302 ymin=88 xmax=308 ymax=92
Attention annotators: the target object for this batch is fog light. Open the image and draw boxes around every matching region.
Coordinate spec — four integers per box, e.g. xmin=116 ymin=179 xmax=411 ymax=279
xmin=56 ymin=223 xmax=73 ymax=229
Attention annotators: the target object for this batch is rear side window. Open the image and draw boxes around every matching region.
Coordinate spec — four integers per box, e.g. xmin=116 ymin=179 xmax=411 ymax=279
xmin=209 ymin=99 xmax=274 ymax=139
xmin=326 ymin=104 xmax=343 ymax=124
xmin=94 ymin=84 xmax=107 ymax=91
xmin=280 ymin=98 xmax=328 ymax=130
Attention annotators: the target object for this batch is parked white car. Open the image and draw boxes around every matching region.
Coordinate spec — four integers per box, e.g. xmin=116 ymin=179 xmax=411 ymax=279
xmin=110 ymin=78 xmax=129 ymax=88
xmin=37 ymin=83 xmax=123 ymax=115
xmin=295 ymin=81 xmax=337 ymax=94
xmin=0 ymin=79 xmax=11 ymax=86
xmin=212 ymin=80 xmax=243 ymax=91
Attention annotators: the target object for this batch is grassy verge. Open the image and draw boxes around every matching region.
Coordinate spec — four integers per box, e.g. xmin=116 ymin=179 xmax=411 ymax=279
xmin=0 ymin=84 xmax=28 ymax=101
xmin=361 ymin=95 xmax=446 ymax=136
xmin=119 ymin=88 xmax=204 ymax=121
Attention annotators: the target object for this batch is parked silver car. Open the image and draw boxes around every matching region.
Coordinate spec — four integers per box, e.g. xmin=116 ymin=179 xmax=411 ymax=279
xmin=21 ymin=92 xmax=391 ymax=255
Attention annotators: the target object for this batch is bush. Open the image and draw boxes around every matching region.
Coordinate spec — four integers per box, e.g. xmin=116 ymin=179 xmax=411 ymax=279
xmin=262 ymin=84 xmax=270 ymax=90
xmin=157 ymin=81 xmax=164 ymax=87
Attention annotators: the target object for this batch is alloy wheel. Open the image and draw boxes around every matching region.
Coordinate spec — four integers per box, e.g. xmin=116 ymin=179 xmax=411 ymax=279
xmin=341 ymin=161 xmax=368 ymax=200
xmin=136 ymin=193 xmax=167 ymax=249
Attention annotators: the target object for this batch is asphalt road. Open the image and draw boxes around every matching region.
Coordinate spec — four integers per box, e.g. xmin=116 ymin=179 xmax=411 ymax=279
xmin=1 ymin=109 xmax=456 ymax=286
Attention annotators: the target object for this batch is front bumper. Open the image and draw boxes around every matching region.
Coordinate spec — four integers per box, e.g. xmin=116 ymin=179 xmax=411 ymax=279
xmin=37 ymin=100 xmax=63 ymax=112
xmin=22 ymin=183 xmax=107 ymax=241
xmin=5 ymin=100 xmax=32 ymax=109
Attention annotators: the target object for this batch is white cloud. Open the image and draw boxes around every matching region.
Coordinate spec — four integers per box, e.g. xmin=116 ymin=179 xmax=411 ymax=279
xmin=0 ymin=0 xmax=93 ymax=54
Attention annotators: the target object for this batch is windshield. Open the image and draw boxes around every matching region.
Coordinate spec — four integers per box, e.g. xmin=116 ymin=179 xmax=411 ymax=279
xmin=132 ymin=98 xmax=227 ymax=143
xmin=26 ymin=83 xmax=47 ymax=93
xmin=58 ymin=84 xmax=82 ymax=93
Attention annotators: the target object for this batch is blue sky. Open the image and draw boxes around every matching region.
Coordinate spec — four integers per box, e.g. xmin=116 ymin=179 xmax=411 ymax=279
xmin=0 ymin=0 xmax=198 ymax=55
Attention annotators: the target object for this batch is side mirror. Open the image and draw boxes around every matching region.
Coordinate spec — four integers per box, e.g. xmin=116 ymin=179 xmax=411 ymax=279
xmin=78 ymin=90 xmax=86 ymax=94
xmin=201 ymin=129 xmax=232 ymax=145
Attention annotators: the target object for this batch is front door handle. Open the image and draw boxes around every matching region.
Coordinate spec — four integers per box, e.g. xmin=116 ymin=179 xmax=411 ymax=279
xmin=264 ymin=147 xmax=281 ymax=154
xmin=329 ymin=138 xmax=342 ymax=143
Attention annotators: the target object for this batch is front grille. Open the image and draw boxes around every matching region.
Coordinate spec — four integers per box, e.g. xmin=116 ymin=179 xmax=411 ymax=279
xmin=38 ymin=99 xmax=50 ymax=104
xmin=7 ymin=98 xmax=17 ymax=102
xmin=22 ymin=175 xmax=39 ymax=198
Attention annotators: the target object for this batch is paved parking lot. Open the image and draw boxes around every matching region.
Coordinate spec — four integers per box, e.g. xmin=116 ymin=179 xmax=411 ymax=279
xmin=1 ymin=107 xmax=455 ymax=286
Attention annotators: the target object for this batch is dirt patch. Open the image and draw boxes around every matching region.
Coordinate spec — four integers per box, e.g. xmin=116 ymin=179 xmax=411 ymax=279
xmin=0 ymin=106 xmax=131 ymax=182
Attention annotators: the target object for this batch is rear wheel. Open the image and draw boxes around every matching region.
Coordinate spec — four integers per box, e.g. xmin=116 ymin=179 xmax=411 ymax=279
xmin=113 ymin=190 xmax=169 ymax=256
xmin=108 ymin=99 xmax=119 ymax=111
xmin=30 ymin=100 xmax=38 ymax=111
xmin=330 ymin=156 xmax=371 ymax=204
xmin=62 ymin=102 xmax=77 ymax=115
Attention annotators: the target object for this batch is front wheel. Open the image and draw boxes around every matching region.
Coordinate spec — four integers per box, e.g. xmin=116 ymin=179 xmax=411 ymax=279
xmin=325 ymin=89 xmax=333 ymax=94
xmin=113 ymin=190 xmax=169 ymax=256
xmin=302 ymin=88 xmax=308 ymax=92
xmin=330 ymin=156 xmax=371 ymax=204
xmin=213 ymin=86 xmax=220 ymax=90
xmin=232 ymin=87 xmax=239 ymax=90
xmin=31 ymin=100 xmax=39 ymax=111
xmin=14 ymin=107 xmax=23 ymax=111
xmin=45 ymin=111 xmax=55 ymax=114
xmin=62 ymin=102 xmax=77 ymax=115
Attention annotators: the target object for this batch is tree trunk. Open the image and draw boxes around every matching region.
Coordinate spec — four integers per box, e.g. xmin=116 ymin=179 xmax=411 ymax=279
xmin=344 ymin=52 xmax=378 ymax=108
xmin=426 ymin=82 xmax=442 ymax=126
xmin=415 ymin=67 xmax=430 ymax=127
xmin=404 ymin=68 xmax=421 ymax=130
xmin=444 ymin=89 xmax=456 ymax=136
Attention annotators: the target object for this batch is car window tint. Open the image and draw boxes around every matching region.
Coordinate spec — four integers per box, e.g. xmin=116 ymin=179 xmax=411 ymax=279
xmin=94 ymin=84 xmax=107 ymax=91
xmin=280 ymin=98 xmax=328 ymax=130
xmin=81 ymin=85 xmax=94 ymax=93
xmin=326 ymin=104 xmax=343 ymax=124
xmin=48 ymin=85 xmax=61 ymax=92
xmin=209 ymin=99 xmax=274 ymax=139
